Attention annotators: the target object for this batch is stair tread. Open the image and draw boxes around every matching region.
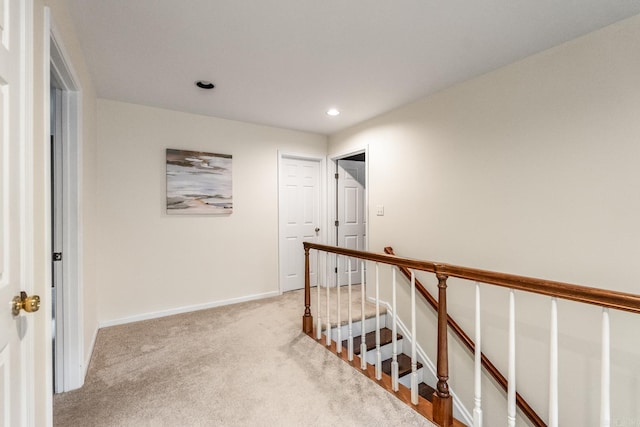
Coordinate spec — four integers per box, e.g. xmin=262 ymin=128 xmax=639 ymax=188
xmin=381 ymin=353 xmax=423 ymax=378
xmin=341 ymin=328 xmax=402 ymax=355
xmin=418 ymin=382 xmax=436 ymax=402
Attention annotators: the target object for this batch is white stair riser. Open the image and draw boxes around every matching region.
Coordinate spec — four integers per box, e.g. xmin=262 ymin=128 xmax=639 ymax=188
xmin=360 ymin=340 xmax=424 ymax=386
xmin=363 ymin=338 xmax=404 ymax=363
xmin=398 ymin=367 xmax=424 ymax=388
xmin=324 ymin=313 xmax=389 ymax=341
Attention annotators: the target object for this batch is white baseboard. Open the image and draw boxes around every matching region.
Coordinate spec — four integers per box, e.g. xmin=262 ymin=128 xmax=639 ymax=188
xmin=84 ymin=326 xmax=99 ymax=378
xmin=99 ymin=290 xmax=280 ymax=329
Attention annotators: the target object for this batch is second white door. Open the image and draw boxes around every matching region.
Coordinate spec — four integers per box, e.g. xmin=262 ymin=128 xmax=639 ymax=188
xmin=337 ymin=159 xmax=366 ymax=285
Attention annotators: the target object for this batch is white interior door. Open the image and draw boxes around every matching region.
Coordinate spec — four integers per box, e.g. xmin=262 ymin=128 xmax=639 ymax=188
xmin=279 ymin=156 xmax=321 ymax=292
xmin=337 ymin=159 xmax=366 ymax=285
xmin=0 ymin=0 xmax=32 ymax=424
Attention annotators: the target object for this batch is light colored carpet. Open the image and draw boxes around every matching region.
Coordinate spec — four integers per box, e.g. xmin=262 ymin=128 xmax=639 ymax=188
xmin=53 ymin=287 xmax=435 ymax=427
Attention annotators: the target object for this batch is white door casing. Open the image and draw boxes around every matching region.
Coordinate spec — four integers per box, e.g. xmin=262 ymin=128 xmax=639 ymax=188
xmin=337 ymin=159 xmax=366 ymax=285
xmin=50 ymin=87 xmax=64 ymax=393
xmin=0 ymin=0 xmax=32 ymax=424
xmin=279 ymin=155 xmax=322 ymax=292
xmin=49 ymin=16 xmax=86 ymax=392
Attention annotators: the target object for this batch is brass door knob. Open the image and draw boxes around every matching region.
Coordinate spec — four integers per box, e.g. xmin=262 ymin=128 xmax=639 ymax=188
xmin=12 ymin=291 xmax=41 ymax=316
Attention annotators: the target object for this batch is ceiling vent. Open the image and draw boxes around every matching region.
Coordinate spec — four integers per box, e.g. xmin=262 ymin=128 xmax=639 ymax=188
xmin=195 ymin=81 xmax=215 ymax=90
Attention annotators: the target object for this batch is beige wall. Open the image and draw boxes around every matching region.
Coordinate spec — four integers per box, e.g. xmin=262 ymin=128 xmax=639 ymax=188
xmin=330 ymin=14 xmax=640 ymax=426
xmin=95 ymin=100 xmax=327 ymax=324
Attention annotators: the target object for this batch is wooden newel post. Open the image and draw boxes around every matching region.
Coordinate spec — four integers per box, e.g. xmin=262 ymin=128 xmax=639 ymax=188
xmin=302 ymin=245 xmax=313 ymax=333
xmin=433 ymin=272 xmax=453 ymax=427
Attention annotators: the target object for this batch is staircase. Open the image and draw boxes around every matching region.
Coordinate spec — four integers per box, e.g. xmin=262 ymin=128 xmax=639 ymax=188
xmin=321 ymin=310 xmax=438 ymax=406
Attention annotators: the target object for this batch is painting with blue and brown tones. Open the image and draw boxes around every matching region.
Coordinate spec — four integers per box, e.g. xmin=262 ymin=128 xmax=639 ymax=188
xmin=166 ymin=149 xmax=233 ymax=214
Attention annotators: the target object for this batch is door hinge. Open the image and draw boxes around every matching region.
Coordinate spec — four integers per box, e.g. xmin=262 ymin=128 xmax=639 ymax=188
xmin=334 ymin=220 xmax=339 ymax=227
xmin=53 ymin=252 xmax=62 ymax=261
xmin=335 ymin=173 xmax=339 ymax=179
xmin=335 ymin=267 xmax=338 ymax=273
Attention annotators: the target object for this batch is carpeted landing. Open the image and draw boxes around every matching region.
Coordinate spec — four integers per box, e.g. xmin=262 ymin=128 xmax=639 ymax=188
xmin=54 ymin=287 xmax=436 ymax=427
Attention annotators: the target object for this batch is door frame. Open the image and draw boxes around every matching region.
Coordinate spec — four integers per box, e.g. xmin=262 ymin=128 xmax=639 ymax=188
xmin=46 ymin=10 xmax=86 ymax=392
xmin=277 ymin=151 xmax=327 ymax=294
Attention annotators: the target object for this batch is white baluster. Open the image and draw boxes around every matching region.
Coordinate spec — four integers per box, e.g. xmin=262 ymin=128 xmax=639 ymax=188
xmin=336 ymin=255 xmax=342 ymax=353
xmin=411 ymin=270 xmax=418 ymax=405
xmin=326 ymin=252 xmax=331 ymax=347
xmin=549 ymin=297 xmax=558 ymax=427
xmin=375 ymin=263 xmax=382 ymax=380
xmin=473 ymin=282 xmax=483 ymax=427
xmin=348 ymin=259 xmax=354 ymax=361
xmin=316 ymin=250 xmax=321 ymax=340
xmin=601 ymin=308 xmax=610 ymax=427
xmin=360 ymin=261 xmax=367 ymax=370
xmin=391 ymin=268 xmax=399 ymax=392
xmin=507 ymin=289 xmax=516 ymax=427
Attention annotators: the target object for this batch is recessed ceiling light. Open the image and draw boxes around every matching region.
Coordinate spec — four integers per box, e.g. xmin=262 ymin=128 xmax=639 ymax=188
xmin=195 ymin=80 xmax=215 ymax=90
xmin=327 ymin=108 xmax=340 ymax=116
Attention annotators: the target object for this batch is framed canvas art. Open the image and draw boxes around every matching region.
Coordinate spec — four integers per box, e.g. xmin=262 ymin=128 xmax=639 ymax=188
xmin=166 ymin=149 xmax=233 ymax=214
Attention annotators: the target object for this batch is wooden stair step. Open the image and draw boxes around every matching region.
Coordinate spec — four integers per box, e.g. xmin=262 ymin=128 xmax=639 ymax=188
xmin=342 ymin=327 xmax=402 ymax=355
xmin=381 ymin=353 xmax=423 ymax=378
xmin=418 ymin=382 xmax=436 ymax=402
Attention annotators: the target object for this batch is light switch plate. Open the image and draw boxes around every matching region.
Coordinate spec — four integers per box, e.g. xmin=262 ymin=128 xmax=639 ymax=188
xmin=376 ymin=205 xmax=384 ymax=216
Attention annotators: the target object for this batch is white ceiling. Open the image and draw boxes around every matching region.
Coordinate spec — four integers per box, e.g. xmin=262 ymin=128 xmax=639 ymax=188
xmin=66 ymin=1 xmax=640 ymax=135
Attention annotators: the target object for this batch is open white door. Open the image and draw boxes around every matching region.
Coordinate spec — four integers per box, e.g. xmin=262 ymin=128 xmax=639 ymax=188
xmin=279 ymin=156 xmax=322 ymax=292
xmin=0 ymin=0 xmax=36 ymax=424
xmin=336 ymin=159 xmax=366 ymax=285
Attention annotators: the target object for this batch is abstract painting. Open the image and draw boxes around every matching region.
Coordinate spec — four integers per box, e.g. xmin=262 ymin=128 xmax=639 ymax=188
xmin=166 ymin=149 xmax=233 ymax=214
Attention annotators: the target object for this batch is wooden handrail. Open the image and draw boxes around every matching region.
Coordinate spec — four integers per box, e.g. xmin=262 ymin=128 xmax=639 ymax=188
xmin=384 ymin=247 xmax=545 ymax=427
xmin=303 ymin=242 xmax=640 ymax=314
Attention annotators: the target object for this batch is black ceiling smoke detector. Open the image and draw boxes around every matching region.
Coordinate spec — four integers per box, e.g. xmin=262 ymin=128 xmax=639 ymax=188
xmin=195 ymin=80 xmax=215 ymax=89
